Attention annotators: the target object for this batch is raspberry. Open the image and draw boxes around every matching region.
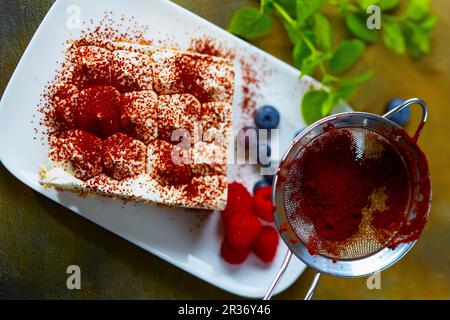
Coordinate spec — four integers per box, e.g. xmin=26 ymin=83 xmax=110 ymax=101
xmin=253 ymin=186 xmax=274 ymax=222
xmin=252 ymin=226 xmax=279 ymax=263
xmin=220 ymin=239 xmax=250 ymax=264
xmin=225 ymin=213 xmax=262 ymax=248
xmin=227 ymin=182 xmax=252 ymax=207
xmin=221 ymin=182 xmax=253 ymax=223
xmin=221 ymin=204 xmax=253 ymax=223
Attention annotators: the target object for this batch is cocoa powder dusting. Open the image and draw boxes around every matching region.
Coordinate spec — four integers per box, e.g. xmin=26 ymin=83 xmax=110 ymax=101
xmin=188 ymin=37 xmax=236 ymax=60
xmin=188 ymin=38 xmax=265 ymax=116
xmin=34 ymin=14 xmax=234 ymax=209
xmin=239 ymin=58 xmax=261 ymax=115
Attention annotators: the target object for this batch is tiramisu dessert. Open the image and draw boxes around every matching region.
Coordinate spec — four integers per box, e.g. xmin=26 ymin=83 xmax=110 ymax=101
xmin=39 ymin=40 xmax=235 ymax=210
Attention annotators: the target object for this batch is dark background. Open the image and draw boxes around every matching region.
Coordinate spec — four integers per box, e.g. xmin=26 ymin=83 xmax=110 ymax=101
xmin=0 ymin=0 xmax=449 ymax=299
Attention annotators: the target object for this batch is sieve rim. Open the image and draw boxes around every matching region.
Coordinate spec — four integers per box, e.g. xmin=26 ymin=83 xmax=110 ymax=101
xmin=273 ymin=110 xmax=431 ymax=277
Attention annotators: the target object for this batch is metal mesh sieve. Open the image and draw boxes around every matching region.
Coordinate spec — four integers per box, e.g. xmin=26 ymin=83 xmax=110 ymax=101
xmin=283 ymin=127 xmax=411 ymax=261
xmin=264 ymin=99 xmax=431 ymax=300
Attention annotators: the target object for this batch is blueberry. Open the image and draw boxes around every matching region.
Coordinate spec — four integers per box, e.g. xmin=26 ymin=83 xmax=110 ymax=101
xmin=385 ymin=98 xmax=410 ymax=126
xmin=264 ymin=174 xmax=274 ymax=184
xmin=293 ymin=128 xmax=305 ymax=139
xmin=255 ymin=105 xmax=280 ymax=129
xmin=253 ymin=180 xmax=271 ymax=194
xmin=257 ymin=143 xmax=271 ymax=166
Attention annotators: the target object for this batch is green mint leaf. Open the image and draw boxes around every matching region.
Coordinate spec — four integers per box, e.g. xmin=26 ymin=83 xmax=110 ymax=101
xmin=339 ymin=71 xmax=374 ymax=86
xmin=322 ymin=74 xmax=339 ymax=85
xmin=420 ymin=14 xmax=438 ymax=31
xmin=282 ymin=20 xmax=302 ymax=44
xmin=321 ymin=95 xmax=334 ymax=116
xmin=346 ymin=13 xmax=377 ymax=43
xmin=313 ymin=13 xmax=332 ymax=51
xmin=332 ymin=85 xmax=357 ymax=102
xmin=329 ymin=72 xmax=373 ymax=104
xmin=406 ymin=0 xmax=430 ymax=21
xmin=404 ymin=30 xmax=422 ymax=58
xmin=353 ymin=0 xmax=400 ymax=12
xmin=330 ymin=39 xmax=366 ymax=73
xmin=293 ymin=32 xmax=328 ymax=76
xmin=301 ymin=89 xmax=329 ymax=125
xmin=293 ymin=35 xmax=313 ymax=69
xmin=300 ymin=56 xmax=317 ymax=76
xmin=382 ymin=20 xmax=405 ymax=54
xmin=411 ymin=24 xmax=431 ymax=53
xmin=323 ymin=71 xmax=373 ymax=87
xmin=261 ymin=0 xmax=274 ymax=11
xmin=300 ymin=51 xmax=328 ymax=76
xmin=296 ymin=0 xmax=324 ymax=25
xmin=403 ymin=15 xmax=435 ymax=57
xmin=356 ymin=0 xmax=380 ymax=9
xmin=379 ymin=0 xmax=401 ymax=11
xmin=228 ymin=7 xmax=273 ymax=39
xmin=274 ymin=0 xmax=297 ymax=18
xmin=403 ymin=21 xmax=431 ymax=57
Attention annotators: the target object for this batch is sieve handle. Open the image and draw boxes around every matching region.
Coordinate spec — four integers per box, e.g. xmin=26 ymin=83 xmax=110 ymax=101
xmin=304 ymin=272 xmax=321 ymax=300
xmin=382 ymin=98 xmax=428 ymax=142
xmin=262 ymin=250 xmax=322 ymax=300
xmin=263 ymin=250 xmax=292 ymax=300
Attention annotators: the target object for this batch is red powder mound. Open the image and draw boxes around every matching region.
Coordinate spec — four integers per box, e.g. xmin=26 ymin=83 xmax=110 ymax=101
xmin=220 ymin=239 xmax=250 ymax=265
xmin=289 ymin=127 xmax=411 ymax=255
xmin=252 ymin=226 xmax=279 ymax=263
xmin=371 ymin=128 xmax=431 ymax=248
xmin=50 ymin=130 xmax=103 ymax=180
xmin=253 ymin=186 xmax=274 ymax=222
xmin=77 ymin=85 xmax=122 ymax=138
xmin=297 ymin=130 xmax=372 ymax=242
xmin=102 ymin=133 xmax=147 ymax=180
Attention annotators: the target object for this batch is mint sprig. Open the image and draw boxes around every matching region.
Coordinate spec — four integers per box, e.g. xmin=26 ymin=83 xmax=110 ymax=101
xmin=330 ymin=39 xmax=366 ymax=73
xmin=228 ymin=7 xmax=273 ymax=39
xmin=228 ymin=0 xmax=437 ymax=125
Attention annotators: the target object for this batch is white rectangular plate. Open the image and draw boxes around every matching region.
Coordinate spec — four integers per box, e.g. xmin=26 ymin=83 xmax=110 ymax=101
xmin=0 ymin=0 xmax=317 ymax=297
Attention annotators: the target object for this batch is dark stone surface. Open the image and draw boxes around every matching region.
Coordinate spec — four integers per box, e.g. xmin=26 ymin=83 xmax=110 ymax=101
xmin=0 ymin=0 xmax=449 ymax=299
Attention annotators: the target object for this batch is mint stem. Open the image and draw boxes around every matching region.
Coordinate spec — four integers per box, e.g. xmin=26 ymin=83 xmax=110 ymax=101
xmin=272 ymin=2 xmax=296 ymax=28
